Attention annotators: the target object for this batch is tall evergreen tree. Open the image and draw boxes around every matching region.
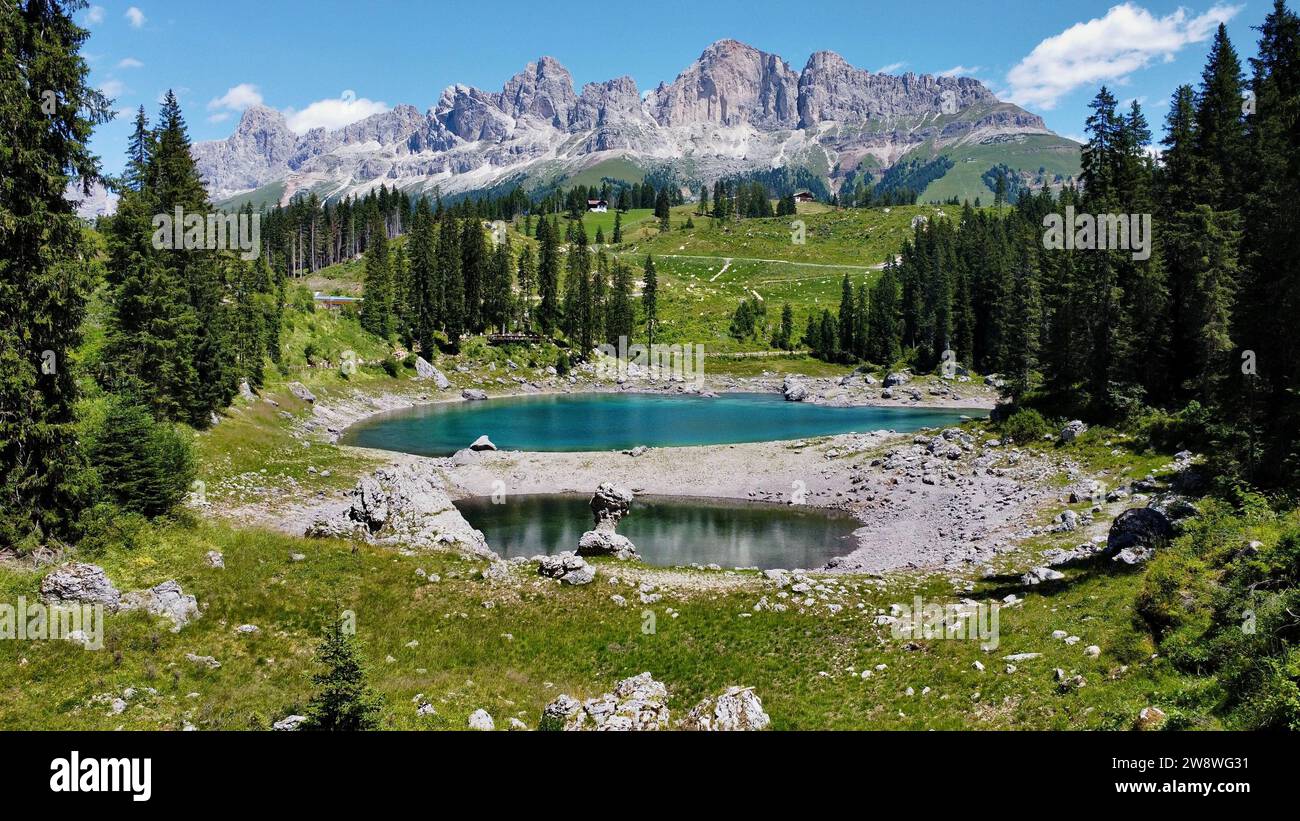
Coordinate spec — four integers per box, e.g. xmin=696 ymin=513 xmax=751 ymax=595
xmin=0 ymin=0 xmax=110 ymax=547
xmin=642 ymin=255 xmax=659 ymax=349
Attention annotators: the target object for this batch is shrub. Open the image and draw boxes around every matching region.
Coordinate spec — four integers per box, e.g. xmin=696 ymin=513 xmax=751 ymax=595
xmin=999 ymin=408 xmax=1051 ymax=444
xmin=302 ymin=618 xmax=383 ymax=731
xmin=381 ymin=358 xmax=400 ymax=378
xmin=402 ymin=354 xmax=417 ymax=370
xmin=555 ymin=351 xmax=571 ymax=376
xmin=87 ymin=395 xmax=196 ymax=519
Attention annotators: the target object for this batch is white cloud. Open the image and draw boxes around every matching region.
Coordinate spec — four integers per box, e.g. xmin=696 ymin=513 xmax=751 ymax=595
xmin=207 ymin=112 xmax=231 ymax=124
xmin=117 ymin=57 xmax=143 ymax=69
xmin=938 ymin=65 xmax=982 ymax=78
xmin=85 ymin=5 xmax=105 ymax=25
xmin=1006 ymin=2 xmax=1241 ymax=110
xmin=125 ymin=6 xmax=146 ymax=28
xmin=207 ymin=83 xmax=264 ymax=113
xmin=283 ymin=91 xmax=388 ymax=134
xmin=875 ymin=61 xmax=908 ymax=75
xmin=99 ymin=79 xmax=125 ymax=98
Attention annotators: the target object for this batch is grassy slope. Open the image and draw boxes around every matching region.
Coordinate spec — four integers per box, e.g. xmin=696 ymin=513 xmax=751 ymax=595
xmin=6 ymin=205 xmax=1239 ymax=732
xmin=0 ymin=412 xmax=1200 ymax=730
xmin=921 ymin=134 xmax=1083 ymax=204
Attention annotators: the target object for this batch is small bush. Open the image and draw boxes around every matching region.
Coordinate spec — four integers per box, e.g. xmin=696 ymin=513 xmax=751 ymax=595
xmin=381 ymin=358 xmax=400 ymax=378
xmin=999 ymin=408 xmax=1052 ymax=444
xmin=87 ymin=395 xmax=196 ymax=519
xmin=555 ymin=351 xmax=571 ymax=376
xmin=402 ymin=354 xmax=417 ymax=370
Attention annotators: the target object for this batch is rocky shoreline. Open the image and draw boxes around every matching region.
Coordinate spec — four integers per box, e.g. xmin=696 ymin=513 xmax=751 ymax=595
xmin=220 ymin=369 xmax=1067 ymax=578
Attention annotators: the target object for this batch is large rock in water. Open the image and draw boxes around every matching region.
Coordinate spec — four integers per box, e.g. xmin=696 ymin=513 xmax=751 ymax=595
xmin=578 ymin=482 xmax=638 ymax=559
xmin=577 ymin=530 xmax=637 ymax=560
xmin=305 ymin=464 xmax=492 ymax=557
xmin=679 ymin=686 xmax=771 ymax=731
xmin=540 ymin=673 xmax=669 ymax=731
xmin=40 ymin=563 xmax=122 ymax=610
xmin=414 ymin=356 xmax=450 ymax=389
xmin=589 ymin=482 xmax=633 ymax=530
xmin=1107 ymin=507 xmax=1173 ymax=554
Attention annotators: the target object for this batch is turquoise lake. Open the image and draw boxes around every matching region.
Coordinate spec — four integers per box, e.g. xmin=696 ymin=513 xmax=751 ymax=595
xmin=341 ymin=392 xmax=981 ymax=456
xmin=454 ymin=494 xmax=862 ymax=569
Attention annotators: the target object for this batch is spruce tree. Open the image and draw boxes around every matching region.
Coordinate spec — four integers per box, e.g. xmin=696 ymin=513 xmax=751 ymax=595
xmin=359 ymin=212 xmax=393 ymax=338
xmin=536 ymin=215 xmax=560 ymax=335
xmin=516 ymin=244 xmax=536 ymax=330
xmin=642 ymin=255 xmax=659 ymax=349
xmin=303 ymin=617 xmax=383 ymax=731
xmin=438 ymin=215 xmax=464 ymax=345
xmin=0 ymin=0 xmax=109 ymax=547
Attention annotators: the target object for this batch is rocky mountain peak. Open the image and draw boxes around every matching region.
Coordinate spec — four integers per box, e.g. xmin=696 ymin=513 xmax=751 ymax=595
xmin=650 ymin=38 xmax=798 ymax=129
xmin=499 ymin=56 xmax=578 ymax=126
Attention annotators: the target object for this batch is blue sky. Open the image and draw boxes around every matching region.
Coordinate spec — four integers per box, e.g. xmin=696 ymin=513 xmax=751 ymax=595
xmin=80 ymin=0 xmax=1266 ymax=174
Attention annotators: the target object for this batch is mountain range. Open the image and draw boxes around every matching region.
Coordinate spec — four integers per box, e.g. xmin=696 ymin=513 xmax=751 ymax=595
xmin=192 ymin=39 xmax=1081 ymax=208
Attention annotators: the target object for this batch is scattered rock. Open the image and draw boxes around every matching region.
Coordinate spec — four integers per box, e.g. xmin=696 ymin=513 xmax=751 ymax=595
xmin=185 ymin=653 xmax=221 ymax=669
xmin=414 ymin=357 xmax=451 ymax=389
xmin=461 ymin=388 xmax=488 ymax=401
xmin=121 ymin=580 xmax=200 ymax=631
xmin=678 ymin=686 xmax=771 ymax=731
xmin=287 ymin=382 xmax=316 ymax=403
xmin=469 ymin=435 xmax=497 ymax=451
xmin=540 ymin=673 xmax=669 ymax=731
xmin=272 ymin=715 xmax=307 ymax=731
xmin=1136 ymin=706 xmax=1167 ymax=731
xmin=40 ymin=563 xmax=121 ymax=610
xmin=1107 ymin=507 xmax=1173 ymax=554
xmin=467 ymin=709 xmax=495 ymax=731
xmin=1022 ymin=566 xmax=1065 ymax=586
xmin=537 ymin=552 xmax=595 ymax=585
xmin=1060 ymin=420 xmax=1087 ymax=443
xmin=204 ymin=551 xmax=225 ymax=569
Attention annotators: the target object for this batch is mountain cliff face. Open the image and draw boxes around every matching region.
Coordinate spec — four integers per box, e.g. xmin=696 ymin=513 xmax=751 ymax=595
xmin=193 ymin=38 xmax=1075 ymax=206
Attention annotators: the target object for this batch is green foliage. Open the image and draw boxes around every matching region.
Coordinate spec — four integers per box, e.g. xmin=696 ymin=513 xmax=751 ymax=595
xmin=302 ymin=617 xmax=383 ymax=731
xmin=0 ymin=0 xmax=110 ymax=548
xmin=86 ymin=395 xmax=196 ymax=519
xmin=999 ymin=408 xmax=1052 ymax=444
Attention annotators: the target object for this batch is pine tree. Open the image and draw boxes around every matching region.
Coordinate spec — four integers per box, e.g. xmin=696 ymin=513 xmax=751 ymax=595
xmin=642 ymin=255 xmax=659 ymax=349
xmin=1002 ymin=245 xmax=1041 ymax=400
xmin=607 ymin=260 xmax=634 ymax=345
xmin=1193 ymin=24 xmax=1247 ymax=210
xmin=866 ymin=265 xmax=901 ymax=365
xmin=536 ymin=214 xmax=560 ymax=335
xmin=303 ymin=617 xmax=383 ymax=731
xmin=460 ymin=218 xmax=487 ymax=333
xmin=408 ymin=198 xmax=438 ymax=355
xmin=483 ymin=234 xmax=513 ymax=333
xmin=775 ymin=302 xmax=794 ymax=350
xmin=612 ymin=209 xmax=622 ymax=243
xmin=359 ymin=212 xmax=393 ymax=338
xmin=438 ymin=215 xmax=464 ymax=345
xmin=0 ymin=0 xmax=109 ymax=547
xmin=837 ymin=274 xmax=856 ymax=358
xmin=87 ymin=395 xmax=195 ymax=519
xmin=516 ymin=244 xmax=536 ymax=330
